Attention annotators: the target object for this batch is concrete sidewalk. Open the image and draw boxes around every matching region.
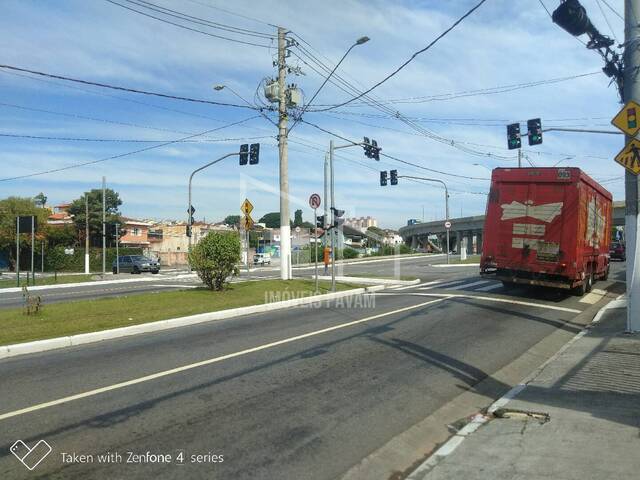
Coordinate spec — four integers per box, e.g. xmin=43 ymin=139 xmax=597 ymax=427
xmin=410 ymin=301 xmax=639 ymax=480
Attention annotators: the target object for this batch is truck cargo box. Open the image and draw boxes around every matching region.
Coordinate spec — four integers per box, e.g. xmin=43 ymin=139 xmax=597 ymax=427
xmin=480 ymin=167 xmax=612 ymax=294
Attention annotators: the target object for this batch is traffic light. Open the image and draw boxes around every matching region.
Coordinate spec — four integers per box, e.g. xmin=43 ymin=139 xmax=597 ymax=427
xmin=316 ymin=215 xmax=325 ymax=229
xmin=507 ymin=123 xmax=521 ymax=150
xmin=239 ymin=144 xmax=249 ymax=165
xmin=249 ymin=143 xmax=260 ymax=164
xmin=380 ymin=171 xmax=388 ymax=186
xmin=527 ymin=118 xmax=543 ymax=146
xmin=390 ymin=169 xmax=398 ymax=185
xmin=363 ymin=137 xmax=381 ymax=160
xmin=186 ymin=225 xmax=192 ymax=237
xmin=331 ymin=207 xmax=345 ymax=229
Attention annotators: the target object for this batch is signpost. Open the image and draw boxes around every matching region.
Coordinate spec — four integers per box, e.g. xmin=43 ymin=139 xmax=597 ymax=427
xmin=614 ymin=139 xmax=640 ymax=175
xmin=309 ymin=193 xmax=321 ymax=291
xmin=611 ymin=100 xmax=640 ymax=137
xmin=444 ymin=220 xmax=452 ymax=265
xmin=241 ymin=198 xmax=254 ymax=277
xmin=16 ymin=216 xmax=37 ymax=287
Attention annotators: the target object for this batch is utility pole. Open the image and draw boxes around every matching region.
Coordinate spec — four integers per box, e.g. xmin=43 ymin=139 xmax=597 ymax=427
xmin=330 ymin=139 xmax=336 ymax=291
xmin=517 ymin=148 xmax=522 ymax=168
xmin=102 ymin=176 xmax=106 ymax=277
xmin=278 ymin=26 xmax=291 ymax=280
xmin=85 ymin=193 xmax=90 ymax=274
xmin=624 ymin=0 xmax=640 ymax=332
xmin=324 ymin=153 xmax=329 ymax=247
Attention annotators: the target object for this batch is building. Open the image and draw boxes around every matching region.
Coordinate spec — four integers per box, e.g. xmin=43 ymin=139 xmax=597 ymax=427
xmin=47 ymin=202 xmax=74 ymax=227
xmin=149 ymin=222 xmax=235 ymax=266
xmin=119 ymin=218 xmax=153 ymax=249
xmin=344 ymin=216 xmax=377 ymax=232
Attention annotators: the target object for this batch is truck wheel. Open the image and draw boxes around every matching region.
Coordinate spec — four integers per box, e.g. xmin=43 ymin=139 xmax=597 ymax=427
xmin=501 ymin=280 xmax=514 ymax=290
xmin=585 ymin=273 xmax=593 ymax=293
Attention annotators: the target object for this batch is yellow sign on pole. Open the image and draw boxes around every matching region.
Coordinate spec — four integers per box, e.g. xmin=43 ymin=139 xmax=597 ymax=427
xmin=614 ymin=139 xmax=640 ymax=175
xmin=241 ymin=198 xmax=254 ymax=216
xmin=241 ymin=215 xmax=254 ymax=230
xmin=612 ymin=100 xmax=640 ymax=136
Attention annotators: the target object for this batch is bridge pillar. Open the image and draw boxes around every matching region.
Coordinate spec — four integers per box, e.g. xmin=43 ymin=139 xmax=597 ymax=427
xmin=410 ymin=235 xmax=418 ymax=250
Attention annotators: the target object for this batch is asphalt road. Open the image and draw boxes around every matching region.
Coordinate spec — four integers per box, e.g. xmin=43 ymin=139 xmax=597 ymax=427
xmin=0 ymin=261 xmax=625 ymax=479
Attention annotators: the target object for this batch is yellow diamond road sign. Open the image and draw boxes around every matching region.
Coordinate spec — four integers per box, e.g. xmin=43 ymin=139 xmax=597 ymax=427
xmin=241 ymin=215 xmax=254 ymax=230
xmin=241 ymin=198 xmax=254 ymax=216
xmin=612 ymin=100 xmax=640 ymax=136
xmin=614 ymin=139 xmax=640 ymax=175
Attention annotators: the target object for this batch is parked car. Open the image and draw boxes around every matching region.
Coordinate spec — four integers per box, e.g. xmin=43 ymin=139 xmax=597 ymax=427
xmin=609 ymin=242 xmax=626 ymax=261
xmin=253 ymin=253 xmax=271 ymax=266
xmin=112 ymin=255 xmax=160 ymax=274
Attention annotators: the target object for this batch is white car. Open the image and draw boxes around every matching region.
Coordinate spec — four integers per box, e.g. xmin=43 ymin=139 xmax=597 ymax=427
xmin=253 ymin=253 xmax=271 ymax=266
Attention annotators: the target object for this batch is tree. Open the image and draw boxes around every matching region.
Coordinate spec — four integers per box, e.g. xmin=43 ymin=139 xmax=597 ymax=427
xmin=224 ymin=215 xmax=241 ymax=227
xmin=259 ymin=212 xmax=281 ymax=228
xmin=67 ymin=189 xmax=123 ymax=247
xmin=45 ymin=224 xmax=77 ymax=248
xmin=294 ymin=209 xmax=303 ymax=227
xmin=47 ymin=245 xmax=68 ymax=280
xmin=0 ymin=197 xmax=50 ymax=271
xmin=34 ymin=192 xmax=47 ymax=207
xmin=188 ymin=231 xmax=241 ymax=290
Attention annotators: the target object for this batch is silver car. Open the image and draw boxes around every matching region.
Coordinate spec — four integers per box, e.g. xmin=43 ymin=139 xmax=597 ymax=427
xmin=112 ymin=255 xmax=160 ymax=274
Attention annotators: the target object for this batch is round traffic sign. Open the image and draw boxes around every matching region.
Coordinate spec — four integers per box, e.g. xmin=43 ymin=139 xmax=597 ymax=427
xmin=295 ymin=226 xmax=301 ymax=233
xmin=309 ymin=193 xmax=321 ymax=209
xmin=444 ymin=221 xmax=452 ymax=229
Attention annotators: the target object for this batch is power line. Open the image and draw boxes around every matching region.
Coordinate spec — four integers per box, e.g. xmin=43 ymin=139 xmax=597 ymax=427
xmin=308 ymin=72 xmax=601 ymax=108
xmin=182 ymin=0 xmax=278 ymax=28
xmin=595 ymin=0 xmax=618 ymax=42
xmin=298 ymin=118 xmax=490 ymax=181
xmin=0 ymin=64 xmax=260 ymax=109
xmin=120 ymin=0 xmax=276 ymax=39
xmin=0 ymin=115 xmax=261 ymax=181
xmin=599 ymin=0 xmax=624 ymax=21
xmin=313 ymin=0 xmax=487 ymax=112
xmin=0 ymin=132 xmax=272 ymax=143
xmin=103 ymin=0 xmax=273 ymax=48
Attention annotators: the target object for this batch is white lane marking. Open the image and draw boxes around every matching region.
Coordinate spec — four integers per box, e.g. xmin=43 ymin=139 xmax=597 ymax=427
xmin=475 ymin=283 xmax=503 ymax=292
xmin=394 ymin=280 xmax=443 ymax=291
xmin=419 ymin=279 xmax=467 ymax=290
xmin=373 ymin=292 xmax=581 ymax=313
xmin=0 ymin=297 xmax=447 ymax=422
xmin=448 ymin=280 xmax=492 ymax=291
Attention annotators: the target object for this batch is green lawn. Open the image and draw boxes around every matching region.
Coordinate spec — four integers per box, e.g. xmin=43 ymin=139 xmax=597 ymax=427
xmin=0 ymin=279 xmax=359 ymax=346
xmin=0 ymin=274 xmax=97 ymax=289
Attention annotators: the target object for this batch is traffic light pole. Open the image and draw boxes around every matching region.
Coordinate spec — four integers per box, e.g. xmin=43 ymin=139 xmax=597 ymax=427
xmin=187 ymin=152 xmax=239 ymax=255
xmin=624 ymin=0 xmax=640 ymax=332
xmin=329 ymin=140 xmax=364 ymax=290
xmin=399 ymin=175 xmax=450 ymax=264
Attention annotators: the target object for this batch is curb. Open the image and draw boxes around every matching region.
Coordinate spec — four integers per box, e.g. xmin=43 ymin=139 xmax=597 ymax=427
xmin=406 ymin=293 xmax=626 ymax=480
xmin=0 ymin=285 xmax=387 ymax=360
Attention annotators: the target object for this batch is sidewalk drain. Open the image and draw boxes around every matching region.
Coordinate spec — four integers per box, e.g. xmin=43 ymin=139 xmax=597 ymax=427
xmin=492 ymin=408 xmax=550 ymax=423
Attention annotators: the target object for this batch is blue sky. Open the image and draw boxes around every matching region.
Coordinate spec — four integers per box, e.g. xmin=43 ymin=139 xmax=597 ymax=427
xmin=0 ymin=0 xmax=628 ymax=229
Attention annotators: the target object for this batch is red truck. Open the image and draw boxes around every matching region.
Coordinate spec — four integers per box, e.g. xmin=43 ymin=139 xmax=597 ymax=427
xmin=480 ymin=167 xmax=612 ymax=295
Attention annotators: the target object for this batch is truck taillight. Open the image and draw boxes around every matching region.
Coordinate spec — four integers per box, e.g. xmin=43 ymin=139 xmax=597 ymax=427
xmin=560 ymin=263 xmax=567 ymax=269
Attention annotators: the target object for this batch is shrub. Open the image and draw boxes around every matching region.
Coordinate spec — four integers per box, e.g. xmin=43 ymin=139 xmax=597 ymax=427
xmin=188 ymin=231 xmax=241 ymax=290
xmin=342 ymin=247 xmax=359 ymax=259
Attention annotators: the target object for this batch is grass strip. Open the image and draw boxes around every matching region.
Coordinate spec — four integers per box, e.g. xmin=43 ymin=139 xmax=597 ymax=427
xmin=0 ymin=279 xmax=358 ymax=345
